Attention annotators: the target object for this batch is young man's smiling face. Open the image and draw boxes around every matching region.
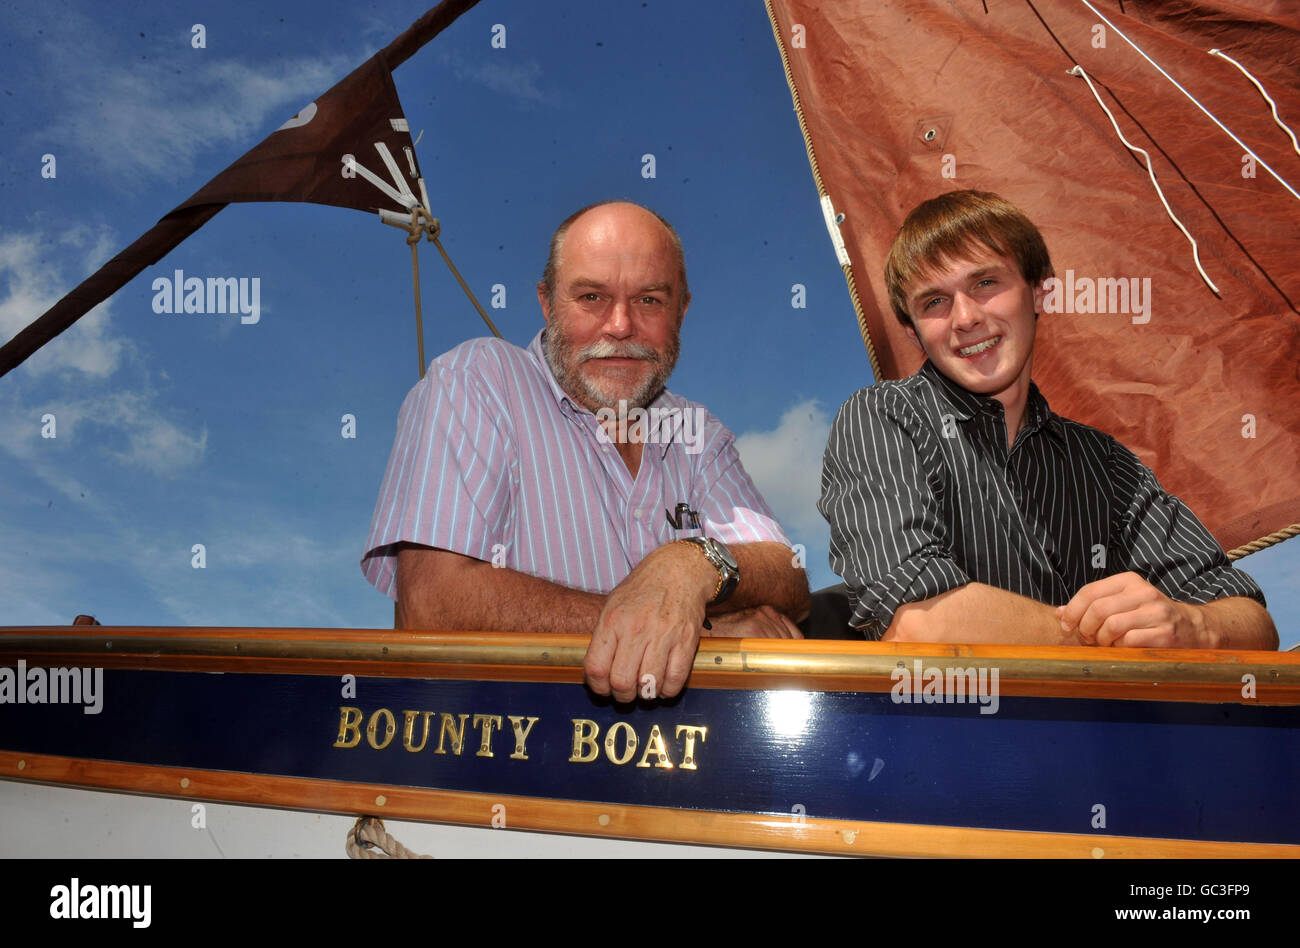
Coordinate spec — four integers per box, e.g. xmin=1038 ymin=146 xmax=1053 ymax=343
xmin=902 ymin=248 xmax=1046 ymax=416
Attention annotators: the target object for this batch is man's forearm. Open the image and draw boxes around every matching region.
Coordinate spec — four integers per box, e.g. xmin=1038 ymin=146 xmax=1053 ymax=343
xmin=397 ymin=540 xmax=811 ymax=635
xmin=396 ymin=546 xmax=604 ymax=634
xmin=715 ymin=541 xmax=811 ymax=621
xmin=1188 ymin=597 xmax=1279 ymax=651
xmin=886 ymin=582 xmax=1078 ymax=644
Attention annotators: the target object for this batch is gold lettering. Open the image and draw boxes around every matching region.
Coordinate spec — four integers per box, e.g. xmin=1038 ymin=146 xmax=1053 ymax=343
xmin=604 ymin=721 xmax=638 ymax=766
xmin=508 ymin=715 xmax=539 ymax=760
xmin=635 ymin=723 xmax=674 ymax=769
xmin=366 ymin=708 xmax=396 ymax=750
xmin=569 ymin=718 xmax=600 ymax=762
xmin=402 ymin=710 xmax=436 ymax=753
xmin=435 ymin=712 xmax=469 ymax=755
xmin=334 ymin=706 xmax=362 ymax=748
xmin=675 ymin=725 xmax=708 ymax=770
xmin=473 ymin=713 xmax=504 ymax=757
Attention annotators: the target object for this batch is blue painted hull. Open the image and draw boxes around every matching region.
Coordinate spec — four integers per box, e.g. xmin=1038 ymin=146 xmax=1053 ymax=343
xmin=2 ymin=665 xmax=1295 ymax=846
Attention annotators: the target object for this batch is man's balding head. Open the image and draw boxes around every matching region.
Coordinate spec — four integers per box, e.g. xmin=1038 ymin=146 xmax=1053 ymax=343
xmin=537 ymin=201 xmax=689 ymax=413
xmin=539 ymin=201 xmax=689 ymax=317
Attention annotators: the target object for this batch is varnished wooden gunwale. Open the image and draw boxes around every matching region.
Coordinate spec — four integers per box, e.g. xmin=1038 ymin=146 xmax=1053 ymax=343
xmin=3 ymin=750 xmax=1295 ymax=858
xmin=1 ymin=625 xmax=1298 ymax=704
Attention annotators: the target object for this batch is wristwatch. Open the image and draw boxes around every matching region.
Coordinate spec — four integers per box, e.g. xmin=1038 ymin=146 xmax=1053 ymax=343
xmin=677 ymin=536 xmax=739 ymax=605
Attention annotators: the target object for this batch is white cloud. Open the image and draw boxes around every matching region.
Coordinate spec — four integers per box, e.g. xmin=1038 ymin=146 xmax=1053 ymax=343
xmin=68 ymin=55 xmax=352 ymax=182
xmin=0 ymin=224 xmax=206 ymax=477
xmin=734 ymin=399 xmax=831 ymax=547
xmin=100 ymin=391 xmax=209 ymax=474
xmin=144 ymin=524 xmax=350 ymax=628
xmin=435 ymin=48 xmax=556 ymax=106
xmin=0 ymin=487 xmax=354 ymax=628
xmin=20 ymin=7 xmax=355 ymax=185
xmin=2 ymin=389 xmax=207 ymax=476
xmin=0 ymin=548 xmax=78 ymax=626
xmin=0 ymin=230 xmax=126 ymax=379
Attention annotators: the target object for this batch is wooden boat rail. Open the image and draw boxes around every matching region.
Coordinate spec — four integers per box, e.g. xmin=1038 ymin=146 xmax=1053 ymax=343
xmin=2 ymin=625 xmax=1299 ymax=703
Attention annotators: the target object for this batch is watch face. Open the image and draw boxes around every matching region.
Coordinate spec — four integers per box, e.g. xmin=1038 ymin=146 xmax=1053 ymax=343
xmin=708 ymin=538 xmax=738 ymax=572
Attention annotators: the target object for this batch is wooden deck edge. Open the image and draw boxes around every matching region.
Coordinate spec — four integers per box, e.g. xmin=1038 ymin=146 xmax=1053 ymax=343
xmin=3 ymin=751 xmax=1295 ymax=858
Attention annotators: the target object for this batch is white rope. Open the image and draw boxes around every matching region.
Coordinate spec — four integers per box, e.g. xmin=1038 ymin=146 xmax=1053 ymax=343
xmin=1208 ymin=48 xmax=1300 ymax=159
xmin=1077 ymin=0 xmax=1300 ymax=202
xmin=1068 ymin=65 xmax=1219 ymax=294
xmin=345 ymin=816 xmax=433 ymax=859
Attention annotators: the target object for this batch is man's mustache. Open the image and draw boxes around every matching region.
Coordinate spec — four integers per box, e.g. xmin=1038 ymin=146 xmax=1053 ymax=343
xmin=578 ymin=340 xmax=661 ymax=363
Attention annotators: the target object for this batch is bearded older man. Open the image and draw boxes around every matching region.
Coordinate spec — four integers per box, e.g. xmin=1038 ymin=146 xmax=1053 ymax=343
xmin=362 ymin=201 xmax=811 ymax=702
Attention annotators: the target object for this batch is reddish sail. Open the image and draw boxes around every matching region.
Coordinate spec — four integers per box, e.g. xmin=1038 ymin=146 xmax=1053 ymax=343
xmin=766 ymin=0 xmax=1300 ymax=555
xmin=0 ymin=0 xmax=481 ymax=378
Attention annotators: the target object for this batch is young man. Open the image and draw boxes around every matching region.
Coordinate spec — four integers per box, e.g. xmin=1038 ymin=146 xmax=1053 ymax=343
xmin=362 ymin=201 xmax=810 ymax=702
xmin=818 ymin=190 xmax=1276 ymax=648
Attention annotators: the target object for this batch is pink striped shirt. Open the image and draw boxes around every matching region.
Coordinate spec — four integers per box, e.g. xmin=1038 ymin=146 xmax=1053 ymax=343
xmin=361 ymin=331 xmax=790 ymax=599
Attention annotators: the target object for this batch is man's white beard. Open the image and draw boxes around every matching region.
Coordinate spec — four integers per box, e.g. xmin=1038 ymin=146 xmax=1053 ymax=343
xmin=544 ymin=323 xmax=680 ymax=412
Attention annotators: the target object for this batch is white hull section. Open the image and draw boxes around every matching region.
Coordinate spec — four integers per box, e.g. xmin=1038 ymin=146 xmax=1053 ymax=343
xmin=0 ymin=782 xmax=820 ymax=858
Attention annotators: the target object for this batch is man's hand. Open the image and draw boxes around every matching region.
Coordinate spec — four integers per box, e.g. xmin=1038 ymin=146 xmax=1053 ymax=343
xmin=706 ymin=605 xmax=803 ymax=639
xmin=584 ymin=542 xmax=717 ymax=702
xmin=1058 ymin=572 xmax=1204 ymax=648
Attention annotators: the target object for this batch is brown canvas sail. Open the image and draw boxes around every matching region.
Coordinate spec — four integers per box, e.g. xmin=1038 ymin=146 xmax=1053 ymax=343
xmin=0 ymin=0 xmax=481 ymax=378
xmin=766 ymin=0 xmax=1299 ymax=556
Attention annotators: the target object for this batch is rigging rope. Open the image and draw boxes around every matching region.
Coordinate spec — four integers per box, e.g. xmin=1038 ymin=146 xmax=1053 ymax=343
xmin=1076 ymin=0 xmax=1300 ymax=203
xmin=385 ymin=205 xmax=503 ymax=379
xmin=407 ymin=209 xmax=429 ymax=379
xmin=763 ymin=0 xmax=882 ymax=381
xmin=1068 ymin=65 xmax=1218 ymax=294
xmin=1226 ymin=523 xmax=1300 ymax=561
xmin=1207 ymin=48 xmax=1300 ymax=160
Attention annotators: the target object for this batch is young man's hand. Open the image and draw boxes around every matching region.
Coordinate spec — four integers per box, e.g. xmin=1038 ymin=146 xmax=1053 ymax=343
xmin=1058 ymin=572 xmax=1204 ymax=648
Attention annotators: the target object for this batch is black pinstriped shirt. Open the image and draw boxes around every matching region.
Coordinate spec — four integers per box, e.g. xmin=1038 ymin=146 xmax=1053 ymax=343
xmin=818 ymin=360 xmax=1266 ymax=640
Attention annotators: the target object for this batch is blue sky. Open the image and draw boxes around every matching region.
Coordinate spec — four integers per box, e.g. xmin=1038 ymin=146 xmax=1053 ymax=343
xmin=1 ymin=0 xmax=1295 ymax=648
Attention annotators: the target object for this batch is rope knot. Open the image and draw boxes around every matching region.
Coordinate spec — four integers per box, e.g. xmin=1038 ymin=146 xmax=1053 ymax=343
xmin=404 ymin=206 xmax=440 ymax=246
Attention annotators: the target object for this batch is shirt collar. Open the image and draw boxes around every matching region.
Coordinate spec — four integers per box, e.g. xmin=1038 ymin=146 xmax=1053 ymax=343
xmin=529 ymin=330 xmax=583 ymax=417
xmin=918 ymin=359 xmax=989 ymax=422
xmin=919 ymin=359 xmax=1067 ymax=448
xmin=1021 ymin=382 xmax=1067 ymax=446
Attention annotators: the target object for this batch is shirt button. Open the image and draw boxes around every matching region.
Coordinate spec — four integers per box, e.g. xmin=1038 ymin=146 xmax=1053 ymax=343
xmin=634 ymin=508 xmax=644 ymax=519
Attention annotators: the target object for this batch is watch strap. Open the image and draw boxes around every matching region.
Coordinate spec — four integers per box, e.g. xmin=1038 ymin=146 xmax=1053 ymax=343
xmin=677 ymin=537 xmax=739 ymax=605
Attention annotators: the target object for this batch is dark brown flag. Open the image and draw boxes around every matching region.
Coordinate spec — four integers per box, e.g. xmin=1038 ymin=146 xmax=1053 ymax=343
xmin=0 ymin=0 xmax=481 ymax=377
xmin=766 ymin=0 xmax=1300 ymax=555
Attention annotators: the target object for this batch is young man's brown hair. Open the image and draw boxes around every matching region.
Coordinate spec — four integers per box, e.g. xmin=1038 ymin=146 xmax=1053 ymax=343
xmin=884 ymin=190 xmax=1054 ymax=327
